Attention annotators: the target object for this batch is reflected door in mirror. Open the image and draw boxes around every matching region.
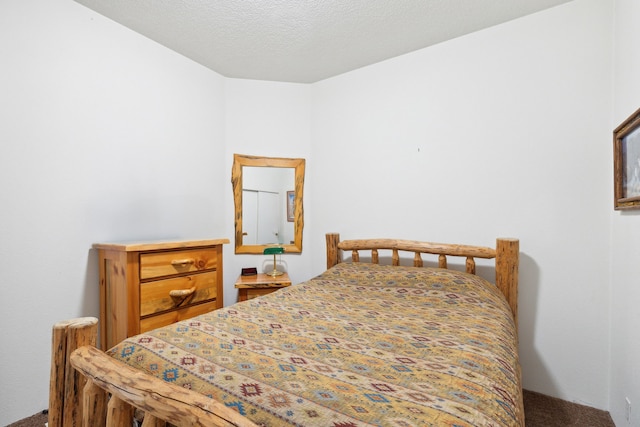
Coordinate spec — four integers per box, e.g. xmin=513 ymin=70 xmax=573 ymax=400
xmin=242 ymin=190 xmax=258 ymax=245
xmin=243 ymin=190 xmax=281 ymax=245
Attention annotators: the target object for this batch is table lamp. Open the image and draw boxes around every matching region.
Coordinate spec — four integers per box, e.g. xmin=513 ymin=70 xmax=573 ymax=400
xmin=263 ymin=246 xmax=285 ymax=277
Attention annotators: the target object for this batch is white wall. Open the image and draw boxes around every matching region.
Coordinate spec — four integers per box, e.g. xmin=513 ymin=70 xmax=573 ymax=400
xmin=0 ymin=0 xmax=226 ymax=424
xmin=222 ymin=78 xmax=314 ymax=305
xmin=610 ymin=0 xmax=640 ymax=425
xmin=1 ymin=0 xmax=630 ymax=424
xmin=311 ymin=0 xmax=613 ymax=410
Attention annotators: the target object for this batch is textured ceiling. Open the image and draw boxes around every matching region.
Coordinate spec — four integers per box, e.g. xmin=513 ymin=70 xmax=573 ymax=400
xmin=73 ymin=0 xmax=572 ymax=83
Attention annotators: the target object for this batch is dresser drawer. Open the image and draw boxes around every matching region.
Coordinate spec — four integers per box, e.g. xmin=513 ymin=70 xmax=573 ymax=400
xmin=140 ymin=248 xmax=218 ymax=280
xmin=140 ymin=272 xmax=217 ymax=317
xmin=139 ymin=300 xmax=218 ymax=333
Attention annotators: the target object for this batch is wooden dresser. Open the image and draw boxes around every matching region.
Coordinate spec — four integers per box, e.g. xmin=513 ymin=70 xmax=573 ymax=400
xmin=93 ymin=239 xmax=229 ymax=350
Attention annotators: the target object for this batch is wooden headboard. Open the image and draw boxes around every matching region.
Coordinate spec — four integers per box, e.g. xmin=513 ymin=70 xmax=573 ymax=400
xmin=325 ymin=233 xmax=519 ymax=325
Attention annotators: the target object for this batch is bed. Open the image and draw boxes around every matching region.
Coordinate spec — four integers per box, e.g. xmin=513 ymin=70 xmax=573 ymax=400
xmin=49 ymin=233 xmax=522 ymax=427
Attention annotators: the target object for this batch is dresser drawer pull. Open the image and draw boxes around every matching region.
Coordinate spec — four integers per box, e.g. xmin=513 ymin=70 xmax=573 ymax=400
xmin=169 ymin=286 xmax=196 ymax=298
xmin=169 ymin=286 xmax=197 ymax=307
xmin=171 ymin=258 xmax=195 ymax=267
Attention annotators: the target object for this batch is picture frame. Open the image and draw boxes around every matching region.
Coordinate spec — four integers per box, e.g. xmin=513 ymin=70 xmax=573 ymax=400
xmin=614 ymin=107 xmax=640 ymax=210
xmin=286 ymin=191 xmax=295 ymax=221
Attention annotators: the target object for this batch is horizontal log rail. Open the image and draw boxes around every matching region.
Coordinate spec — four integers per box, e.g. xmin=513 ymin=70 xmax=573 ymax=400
xmin=70 ymin=345 xmax=258 ymax=427
xmin=337 ymin=238 xmax=497 ymax=258
xmin=337 ymin=238 xmax=496 ymax=274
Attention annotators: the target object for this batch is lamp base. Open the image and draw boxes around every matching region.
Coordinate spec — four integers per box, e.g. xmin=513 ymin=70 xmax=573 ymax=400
xmin=267 ymin=269 xmax=284 ymax=277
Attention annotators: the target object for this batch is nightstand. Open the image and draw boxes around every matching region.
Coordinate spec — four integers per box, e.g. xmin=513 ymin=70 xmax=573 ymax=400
xmin=235 ymin=272 xmax=292 ymax=301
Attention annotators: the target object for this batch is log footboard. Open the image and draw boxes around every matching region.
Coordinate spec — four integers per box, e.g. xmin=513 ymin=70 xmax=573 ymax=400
xmin=49 ymin=317 xmax=257 ymax=427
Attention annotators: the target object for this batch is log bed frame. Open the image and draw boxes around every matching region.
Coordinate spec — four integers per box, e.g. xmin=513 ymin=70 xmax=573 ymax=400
xmin=49 ymin=233 xmax=519 ymax=427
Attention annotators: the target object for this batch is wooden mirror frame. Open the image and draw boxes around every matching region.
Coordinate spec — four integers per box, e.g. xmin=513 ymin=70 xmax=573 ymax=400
xmin=614 ymin=107 xmax=640 ymax=210
xmin=232 ymin=154 xmax=305 ymax=254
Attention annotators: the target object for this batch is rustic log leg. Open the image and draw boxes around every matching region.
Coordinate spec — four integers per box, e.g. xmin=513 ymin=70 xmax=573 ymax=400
xmin=391 ymin=249 xmax=399 ymax=266
xmin=413 ymin=252 xmax=423 ymax=267
xmin=141 ymin=414 xmax=168 ymax=427
xmin=82 ymin=379 xmax=107 ymax=427
xmin=438 ymin=254 xmax=447 ymax=269
xmin=106 ymin=396 xmax=134 ymax=427
xmin=372 ymin=249 xmax=379 ymax=264
xmin=465 ymin=257 xmax=476 ymax=275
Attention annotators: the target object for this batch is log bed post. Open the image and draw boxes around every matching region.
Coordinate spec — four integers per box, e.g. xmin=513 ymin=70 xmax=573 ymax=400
xmin=49 ymin=317 xmax=99 ymax=427
xmin=326 ymin=233 xmax=341 ymax=269
xmin=496 ymin=238 xmax=520 ymax=329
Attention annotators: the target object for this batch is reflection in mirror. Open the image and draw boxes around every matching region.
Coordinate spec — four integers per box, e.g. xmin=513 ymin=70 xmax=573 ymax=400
xmin=232 ymin=154 xmax=305 ymax=254
xmin=243 ymin=167 xmax=294 ymax=245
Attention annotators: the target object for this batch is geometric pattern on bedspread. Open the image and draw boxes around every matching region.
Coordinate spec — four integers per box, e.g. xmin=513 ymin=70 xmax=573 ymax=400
xmin=108 ymin=263 xmax=523 ymax=427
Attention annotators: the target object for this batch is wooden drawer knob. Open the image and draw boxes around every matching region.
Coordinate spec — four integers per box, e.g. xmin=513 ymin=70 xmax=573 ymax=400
xmin=169 ymin=286 xmax=196 ymax=298
xmin=169 ymin=286 xmax=196 ymax=307
xmin=170 ymin=258 xmax=195 ymax=267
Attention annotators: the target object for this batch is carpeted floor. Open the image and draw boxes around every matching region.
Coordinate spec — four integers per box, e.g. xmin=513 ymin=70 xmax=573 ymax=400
xmin=8 ymin=390 xmax=615 ymax=426
xmin=522 ymin=389 xmax=615 ymax=426
xmin=6 ymin=410 xmax=47 ymax=427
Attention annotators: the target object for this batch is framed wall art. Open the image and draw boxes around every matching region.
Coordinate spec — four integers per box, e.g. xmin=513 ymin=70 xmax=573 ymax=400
xmin=286 ymin=191 xmax=295 ymax=221
xmin=614 ymin=107 xmax=640 ymax=210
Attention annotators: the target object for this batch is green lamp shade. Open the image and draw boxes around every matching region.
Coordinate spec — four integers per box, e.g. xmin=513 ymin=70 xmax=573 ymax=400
xmin=263 ymin=247 xmax=285 ymax=255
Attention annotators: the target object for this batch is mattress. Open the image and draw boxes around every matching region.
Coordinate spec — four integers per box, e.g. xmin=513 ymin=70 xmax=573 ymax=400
xmin=108 ymin=262 xmax=523 ymax=427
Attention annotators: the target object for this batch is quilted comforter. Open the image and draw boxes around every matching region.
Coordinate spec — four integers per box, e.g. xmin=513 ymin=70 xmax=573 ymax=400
xmin=108 ymin=262 xmax=523 ymax=427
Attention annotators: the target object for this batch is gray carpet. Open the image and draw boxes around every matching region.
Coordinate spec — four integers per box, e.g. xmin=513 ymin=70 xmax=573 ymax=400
xmin=9 ymin=390 xmax=615 ymax=426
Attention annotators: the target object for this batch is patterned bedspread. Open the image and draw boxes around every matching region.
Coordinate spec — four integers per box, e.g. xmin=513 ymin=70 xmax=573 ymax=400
xmin=109 ymin=263 xmax=523 ymax=427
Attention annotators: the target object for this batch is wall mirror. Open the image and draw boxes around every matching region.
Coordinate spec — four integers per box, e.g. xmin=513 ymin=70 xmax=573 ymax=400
xmin=232 ymin=154 xmax=305 ymax=254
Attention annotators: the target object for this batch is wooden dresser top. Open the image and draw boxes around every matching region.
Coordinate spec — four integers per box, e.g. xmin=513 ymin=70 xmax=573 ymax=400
xmin=92 ymin=239 xmax=229 ymax=252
